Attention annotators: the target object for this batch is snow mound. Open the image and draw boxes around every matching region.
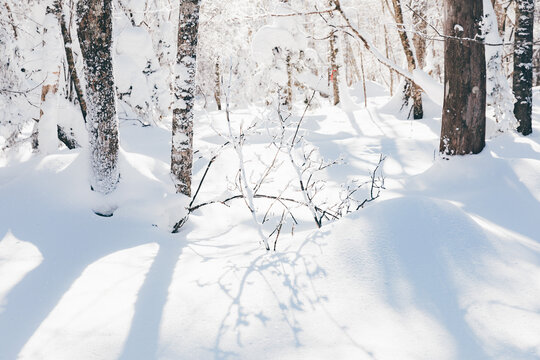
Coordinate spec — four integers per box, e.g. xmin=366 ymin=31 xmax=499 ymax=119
xmin=286 ymin=194 xmax=540 ymax=359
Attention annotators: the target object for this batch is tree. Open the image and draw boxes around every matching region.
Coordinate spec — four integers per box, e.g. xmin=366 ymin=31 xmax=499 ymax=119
xmin=440 ymin=0 xmax=486 ymax=155
xmin=484 ymin=0 xmax=516 ymax=132
xmin=77 ymin=0 xmax=119 ymax=195
xmin=410 ymin=0 xmax=428 ymax=71
xmin=390 ymin=0 xmax=423 ymax=119
xmin=328 ymin=30 xmax=340 ymax=105
xmin=513 ymin=0 xmax=535 ymax=136
xmin=171 ymin=0 xmax=200 ymax=197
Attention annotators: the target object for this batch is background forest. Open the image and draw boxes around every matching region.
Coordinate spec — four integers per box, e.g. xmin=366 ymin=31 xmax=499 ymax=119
xmin=1 ymin=0 xmax=540 ymax=359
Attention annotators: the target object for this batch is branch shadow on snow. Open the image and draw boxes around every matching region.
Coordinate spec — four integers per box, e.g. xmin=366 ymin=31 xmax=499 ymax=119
xmin=194 ymin=227 xmax=377 ymax=360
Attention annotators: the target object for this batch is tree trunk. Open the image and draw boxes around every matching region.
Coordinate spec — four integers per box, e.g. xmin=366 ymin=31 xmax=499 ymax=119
xmin=77 ymin=0 xmax=119 ymax=194
xmin=329 ymin=31 xmax=340 ymax=106
xmin=54 ymin=0 xmax=87 ymax=123
xmin=32 ymin=11 xmax=61 ymax=153
xmin=411 ymin=0 xmax=428 ymax=70
xmin=440 ymin=0 xmax=486 ymax=155
xmin=383 ymin=24 xmax=395 ymax=96
xmin=513 ymin=0 xmax=535 ymax=136
xmin=171 ymin=0 xmax=200 ymax=196
xmin=286 ymin=53 xmax=293 ymax=109
xmin=391 ymin=0 xmax=423 ymax=119
xmin=534 ymin=48 xmax=540 ymax=87
xmin=484 ymin=0 xmax=516 ymax=131
xmin=214 ymin=60 xmax=222 ymax=111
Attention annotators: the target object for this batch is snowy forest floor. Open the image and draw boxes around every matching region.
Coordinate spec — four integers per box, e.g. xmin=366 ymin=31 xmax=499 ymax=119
xmin=1 ymin=85 xmax=540 ymax=360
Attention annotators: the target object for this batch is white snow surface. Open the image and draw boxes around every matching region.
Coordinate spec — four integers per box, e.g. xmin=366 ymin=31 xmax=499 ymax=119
xmin=1 ymin=87 xmax=540 ymax=359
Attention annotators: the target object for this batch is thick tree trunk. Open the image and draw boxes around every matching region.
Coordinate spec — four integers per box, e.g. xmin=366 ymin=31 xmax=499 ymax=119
xmin=171 ymin=0 xmax=200 ymax=196
xmin=391 ymin=0 xmax=423 ymax=119
xmin=77 ymin=0 xmax=119 ymax=194
xmin=513 ymin=0 xmax=535 ymax=136
xmin=440 ymin=0 xmax=486 ymax=155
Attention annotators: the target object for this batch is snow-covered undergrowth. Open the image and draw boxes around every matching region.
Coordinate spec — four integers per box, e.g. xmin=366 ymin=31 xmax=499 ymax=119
xmin=1 ymin=87 xmax=540 ymax=359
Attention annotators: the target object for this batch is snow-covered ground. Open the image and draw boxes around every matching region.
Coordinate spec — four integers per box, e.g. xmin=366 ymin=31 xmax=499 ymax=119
xmin=1 ymin=86 xmax=540 ymax=359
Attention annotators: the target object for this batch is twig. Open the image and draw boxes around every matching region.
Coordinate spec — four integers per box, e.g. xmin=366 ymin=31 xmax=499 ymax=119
xmin=189 ymin=141 xmax=230 ymax=209
xmin=273 ymin=210 xmax=286 ymax=251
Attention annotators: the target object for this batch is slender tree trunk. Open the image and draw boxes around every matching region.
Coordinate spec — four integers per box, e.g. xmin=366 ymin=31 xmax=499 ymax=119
xmin=484 ymin=0 xmax=516 ymax=131
xmin=77 ymin=0 xmax=119 ymax=194
xmin=411 ymin=0 xmax=428 ymax=70
xmin=440 ymin=0 xmax=486 ymax=155
xmin=383 ymin=24 xmax=395 ymax=96
xmin=491 ymin=0 xmax=506 ymax=36
xmin=513 ymin=0 xmax=535 ymax=136
xmin=329 ymin=31 xmax=340 ymax=105
xmin=380 ymin=0 xmax=395 ymax=96
xmin=32 ymin=11 xmax=62 ymax=153
xmin=391 ymin=0 xmax=423 ymax=119
xmin=214 ymin=60 xmax=222 ymax=110
xmin=54 ymin=0 xmax=87 ymax=123
xmin=286 ymin=53 xmax=293 ymax=109
xmin=534 ymin=48 xmax=540 ymax=87
xmin=171 ymin=0 xmax=200 ymax=196
xmin=360 ymin=49 xmax=368 ymax=107
xmin=347 ymin=41 xmax=362 ymax=88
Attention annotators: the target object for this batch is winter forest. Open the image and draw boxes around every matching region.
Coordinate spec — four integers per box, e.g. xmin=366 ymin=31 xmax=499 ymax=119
xmin=1 ymin=0 xmax=540 ymax=358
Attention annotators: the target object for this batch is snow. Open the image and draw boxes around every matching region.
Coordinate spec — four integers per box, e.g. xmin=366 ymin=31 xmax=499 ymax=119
xmin=1 ymin=86 xmax=540 ymax=359
xmin=413 ymin=69 xmax=444 ymax=106
xmin=252 ymin=25 xmax=300 ymax=65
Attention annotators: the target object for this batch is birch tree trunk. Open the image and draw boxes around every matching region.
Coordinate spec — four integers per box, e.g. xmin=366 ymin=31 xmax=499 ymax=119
xmin=77 ymin=0 xmax=119 ymax=195
xmin=513 ymin=0 xmax=535 ymax=136
xmin=440 ymin=0 xmax=486 ymax=155
xmin=171 ymin=0 xmax=200 ymax=197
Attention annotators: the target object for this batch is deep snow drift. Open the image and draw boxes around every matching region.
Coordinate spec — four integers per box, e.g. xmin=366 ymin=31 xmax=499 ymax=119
xmin=1 ymin=86 xmax=540 ymax=359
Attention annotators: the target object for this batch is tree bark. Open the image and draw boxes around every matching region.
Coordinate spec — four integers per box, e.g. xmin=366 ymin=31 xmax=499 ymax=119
xmin=32 ymin=12 xmax=61 ymax=153
xmin=534 ymin=48 xmax=540 ymax=87
xmin=484 ymin=0 xmax=516 ymax=131
xmin=440 ymin=0 xmax=486 ymax=155
xmin=391 ymin=0 xmax=423 ymax=119
xmin=214 ymin=60 xmax=222 ymax=111
xmin=54 ymin=0 xmax=87 ymax=123
xmin=411 ymin=0 xmax=428 ymax=70
xmin=286 ymin=52 xmax=294 ymax=109
xmin=77 ymin=0 xmax=119 ymax=194
xmin=513 ymin=0 xmax=535 ymax=136
xmin=171 ymin=0 xmax=200 ymax=196
xmin=329 ymin=31 xmax=340 ymax=105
